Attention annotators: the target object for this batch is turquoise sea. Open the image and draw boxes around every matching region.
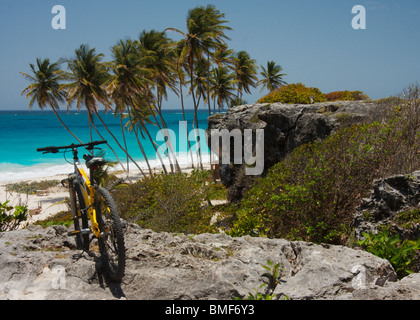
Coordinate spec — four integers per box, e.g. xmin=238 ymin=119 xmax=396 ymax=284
xmin=0 ymin=109 xmax=212 ymax=182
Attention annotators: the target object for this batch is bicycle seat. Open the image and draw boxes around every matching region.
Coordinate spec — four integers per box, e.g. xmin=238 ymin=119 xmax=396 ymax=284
xmin=83 ymin=154 xmax=106 ymax=169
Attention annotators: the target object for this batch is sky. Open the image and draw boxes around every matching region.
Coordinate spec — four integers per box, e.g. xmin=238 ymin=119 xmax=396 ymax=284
xmin=0 ymin=0 xmax=419 ymax=110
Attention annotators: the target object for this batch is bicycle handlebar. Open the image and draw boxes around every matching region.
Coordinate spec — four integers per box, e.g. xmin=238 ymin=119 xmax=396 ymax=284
xmin=37 ymin=140 xmax=107 ymax=154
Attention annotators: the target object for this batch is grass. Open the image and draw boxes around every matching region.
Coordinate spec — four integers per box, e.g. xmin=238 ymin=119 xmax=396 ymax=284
xmin=6 ymin=180 xmax=60 ymax=195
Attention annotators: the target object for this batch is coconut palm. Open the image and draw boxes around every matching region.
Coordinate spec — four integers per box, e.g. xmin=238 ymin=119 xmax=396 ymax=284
xmin=232 ymin=50 xmax=258 ymax=102
xmin=137 ymin=29 xmax=181 ymax=172
xmin=257 ymin=61 xmax=287 ymax=93
xmin=167 ymin=5 xmax=231 ymax=169
xmin=107 ymin=38 xmax=153 ymax=177
xmin=210 ymin=66 xmax=237 ymax=112
xmin=20 ymin=58 xmax=83 ymax=143
xmin=60 ymin=44 xmax=133 ymax=170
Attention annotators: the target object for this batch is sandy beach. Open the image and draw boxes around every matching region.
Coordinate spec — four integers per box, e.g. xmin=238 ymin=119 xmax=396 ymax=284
xmin=0 ymin=162 xmax=213 ymax=225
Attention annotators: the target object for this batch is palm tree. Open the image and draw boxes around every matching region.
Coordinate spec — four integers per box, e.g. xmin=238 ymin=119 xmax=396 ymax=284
xmin=232 ymin=51 xmax=258 ymax=102
xmin=167 ymin=5 xmax=231 ymax=169
xmin=257 ymin=61 xmax=287 ymax=92
xmin=137 ymin=29 xmax=181 ymax=172
xmin=20 ymin=58 xmax=83 ymax=143
xmin=60 ymin=44 xmax=135 ymax=170
xmin=107 ymin=38 xmax=152 ymax=177
xmin=210 ymin=66 xmax=237 ymax=112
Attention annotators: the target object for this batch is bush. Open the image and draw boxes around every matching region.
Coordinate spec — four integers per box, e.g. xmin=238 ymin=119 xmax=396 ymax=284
xmin=257 ymin=83 xmax=326 ymax=104
xmin=325 ymin=90 xmax=369 ymax=101
xmin=1 ymin=201 xmax=28 ymax=232
xmin=359 ymin=229 xmax=420 ymax=279
xmin=228 ymin=100 xmax=420 ymax=244
xmin=113 ymin=170 xmax=217 ymax=234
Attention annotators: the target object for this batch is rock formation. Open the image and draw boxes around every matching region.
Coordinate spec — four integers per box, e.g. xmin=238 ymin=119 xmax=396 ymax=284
xmin=207 ymin=101 xmax=374 ymax=202
xmin=353 ymin=171 xmax=420 ymax=241
xmin=2 ymin=223 xmax=420 ymax=300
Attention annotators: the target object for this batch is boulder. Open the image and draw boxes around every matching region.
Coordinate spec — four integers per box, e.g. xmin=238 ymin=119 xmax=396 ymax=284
xmin=2 ymin=223 xmax=420 ymax=300
xmin=207 ymin=101 xmax=374 ymax=202
xmin=353 ymin=171 xmax=420 ymax=241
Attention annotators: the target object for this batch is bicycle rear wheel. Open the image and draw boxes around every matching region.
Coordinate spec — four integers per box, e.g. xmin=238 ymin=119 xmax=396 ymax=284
xmin=95 ymin=187 xmax=125 ymax=282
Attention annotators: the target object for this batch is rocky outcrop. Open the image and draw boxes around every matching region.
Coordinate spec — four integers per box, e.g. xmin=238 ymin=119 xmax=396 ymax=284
xmin=353 ymin=171 xmax=420 ymax=241
xmin=2 ymin=223 xmax=420 ymax=300
xmin=207 ymin=101 xmax=374 ymax=202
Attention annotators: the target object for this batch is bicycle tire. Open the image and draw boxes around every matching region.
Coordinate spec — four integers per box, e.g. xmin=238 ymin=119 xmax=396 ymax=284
xmin=72 ymin=179 xmax=90 ymax=251
xmin=95 ymin=187 xmax=125 ymax=282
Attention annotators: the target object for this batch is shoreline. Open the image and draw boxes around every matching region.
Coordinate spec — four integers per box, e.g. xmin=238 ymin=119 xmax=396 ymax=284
xmin=0 ymin=161 xmax=213 ymax=225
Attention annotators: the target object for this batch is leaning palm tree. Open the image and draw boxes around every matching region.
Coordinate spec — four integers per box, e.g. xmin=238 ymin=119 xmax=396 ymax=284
xmin=107 ymin=38 xmax=152 ymax=177
xmin=137 ymin=29 xmax=181 ymax=172
xmin=20 ymin=58 xmax=83 ymax=143
xmin=232 ymin=50 xmax=258 ymax=102
xmin=60 ymin=44 xmax=137 ymax=171
xmin=257 ymin=61 xmax=287 ymax=93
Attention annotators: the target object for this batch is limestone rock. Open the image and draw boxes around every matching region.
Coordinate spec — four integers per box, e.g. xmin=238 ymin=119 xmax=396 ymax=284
xmin=2 ymin=223 xmax=419 ymax=300
xmin=207 ymin=101 xmax=374 ymax=202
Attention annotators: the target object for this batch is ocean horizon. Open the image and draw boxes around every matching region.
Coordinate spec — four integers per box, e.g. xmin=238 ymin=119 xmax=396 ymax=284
xmin=0 ymin=109 xmax=215 ymax=182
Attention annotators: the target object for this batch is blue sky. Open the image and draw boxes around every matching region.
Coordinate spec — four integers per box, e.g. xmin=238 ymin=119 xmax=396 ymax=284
xmin=1 ymin=0 xmax=419 ymax=110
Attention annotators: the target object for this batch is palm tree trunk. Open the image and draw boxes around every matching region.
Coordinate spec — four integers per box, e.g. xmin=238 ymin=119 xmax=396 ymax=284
xmin=128 ymin=112 xmax=152 ymax=176
xmin=94 ymin=109 xmax=144 ymax=174
xmin=179 ymin=79 xmax=195 ymax=168
xmin=88 ymin=111 xmax=126 ymax=171
xmin=51 ymin=108 xmax=84 ymax=144
xmin=131 ymin=107 xmax=169 ymax=174
xmin=189 ymin=59 xmax=204 ymax=170
xmin=119 ymin=115 xmax=130 ymax=174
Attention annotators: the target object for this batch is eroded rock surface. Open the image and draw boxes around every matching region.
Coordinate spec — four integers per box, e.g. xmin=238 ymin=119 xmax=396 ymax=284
xmin=2 ymin=223 xmax=419 ymax=300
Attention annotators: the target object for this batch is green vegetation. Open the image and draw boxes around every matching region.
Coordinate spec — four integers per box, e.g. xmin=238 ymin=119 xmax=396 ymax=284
xmin=359 ymin=229 xmax=420 ymax=279
xmin=325 ymin=90 xmax=370 ymax=101
xmin=258 ymin=83 xmax=326 ymax=104
xmin=34 ymin=210 xmax=73 ymax=229
xmin=1 ymin=201 xmax=28 ymax=232
xmin=228 ymin=98 xmax=420 ymax=244
xmin=113 ymin=170 xmax=221 ymax=234
xmin=5 ymin=180 xmax=60 ymax=195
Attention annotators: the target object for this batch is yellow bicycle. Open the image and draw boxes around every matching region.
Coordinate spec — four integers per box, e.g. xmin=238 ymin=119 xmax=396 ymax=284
xmin=37 ymin=140 xmax=125 ymax=282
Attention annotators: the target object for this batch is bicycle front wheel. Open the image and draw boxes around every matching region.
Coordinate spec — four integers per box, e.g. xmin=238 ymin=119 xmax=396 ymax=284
xmin=95 ymin=187 xmax=125 ymax=282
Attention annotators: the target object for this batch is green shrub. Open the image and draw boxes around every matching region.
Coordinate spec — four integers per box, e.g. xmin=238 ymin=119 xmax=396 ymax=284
xmin=228 ymin=102 xmax=420 ymax=244
xmin=325 ymin=90 xmax=369 ymax=101
xmin=257 ymin=83 xmax=326 ymax=104
xmin=1 ymin=201 xmax=28 ymax=232
xmin=358 ymin=229 xmax=420 ymax=278
xmin=113 ymin=170 xmax=217 ymax=234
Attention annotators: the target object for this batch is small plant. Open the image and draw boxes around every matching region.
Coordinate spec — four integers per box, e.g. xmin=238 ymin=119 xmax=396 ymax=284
xmin=0 ymin=201 xmax=28 ymax=232
xmin=358 ymin=229 xmax=420 ymax=279
xmin=237 ymin=259 xmax=288 ymax=300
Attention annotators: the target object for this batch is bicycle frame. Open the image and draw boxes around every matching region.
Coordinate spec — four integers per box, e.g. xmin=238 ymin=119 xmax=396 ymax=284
xmin=73 ymin=160 xmax=101 ymax=238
